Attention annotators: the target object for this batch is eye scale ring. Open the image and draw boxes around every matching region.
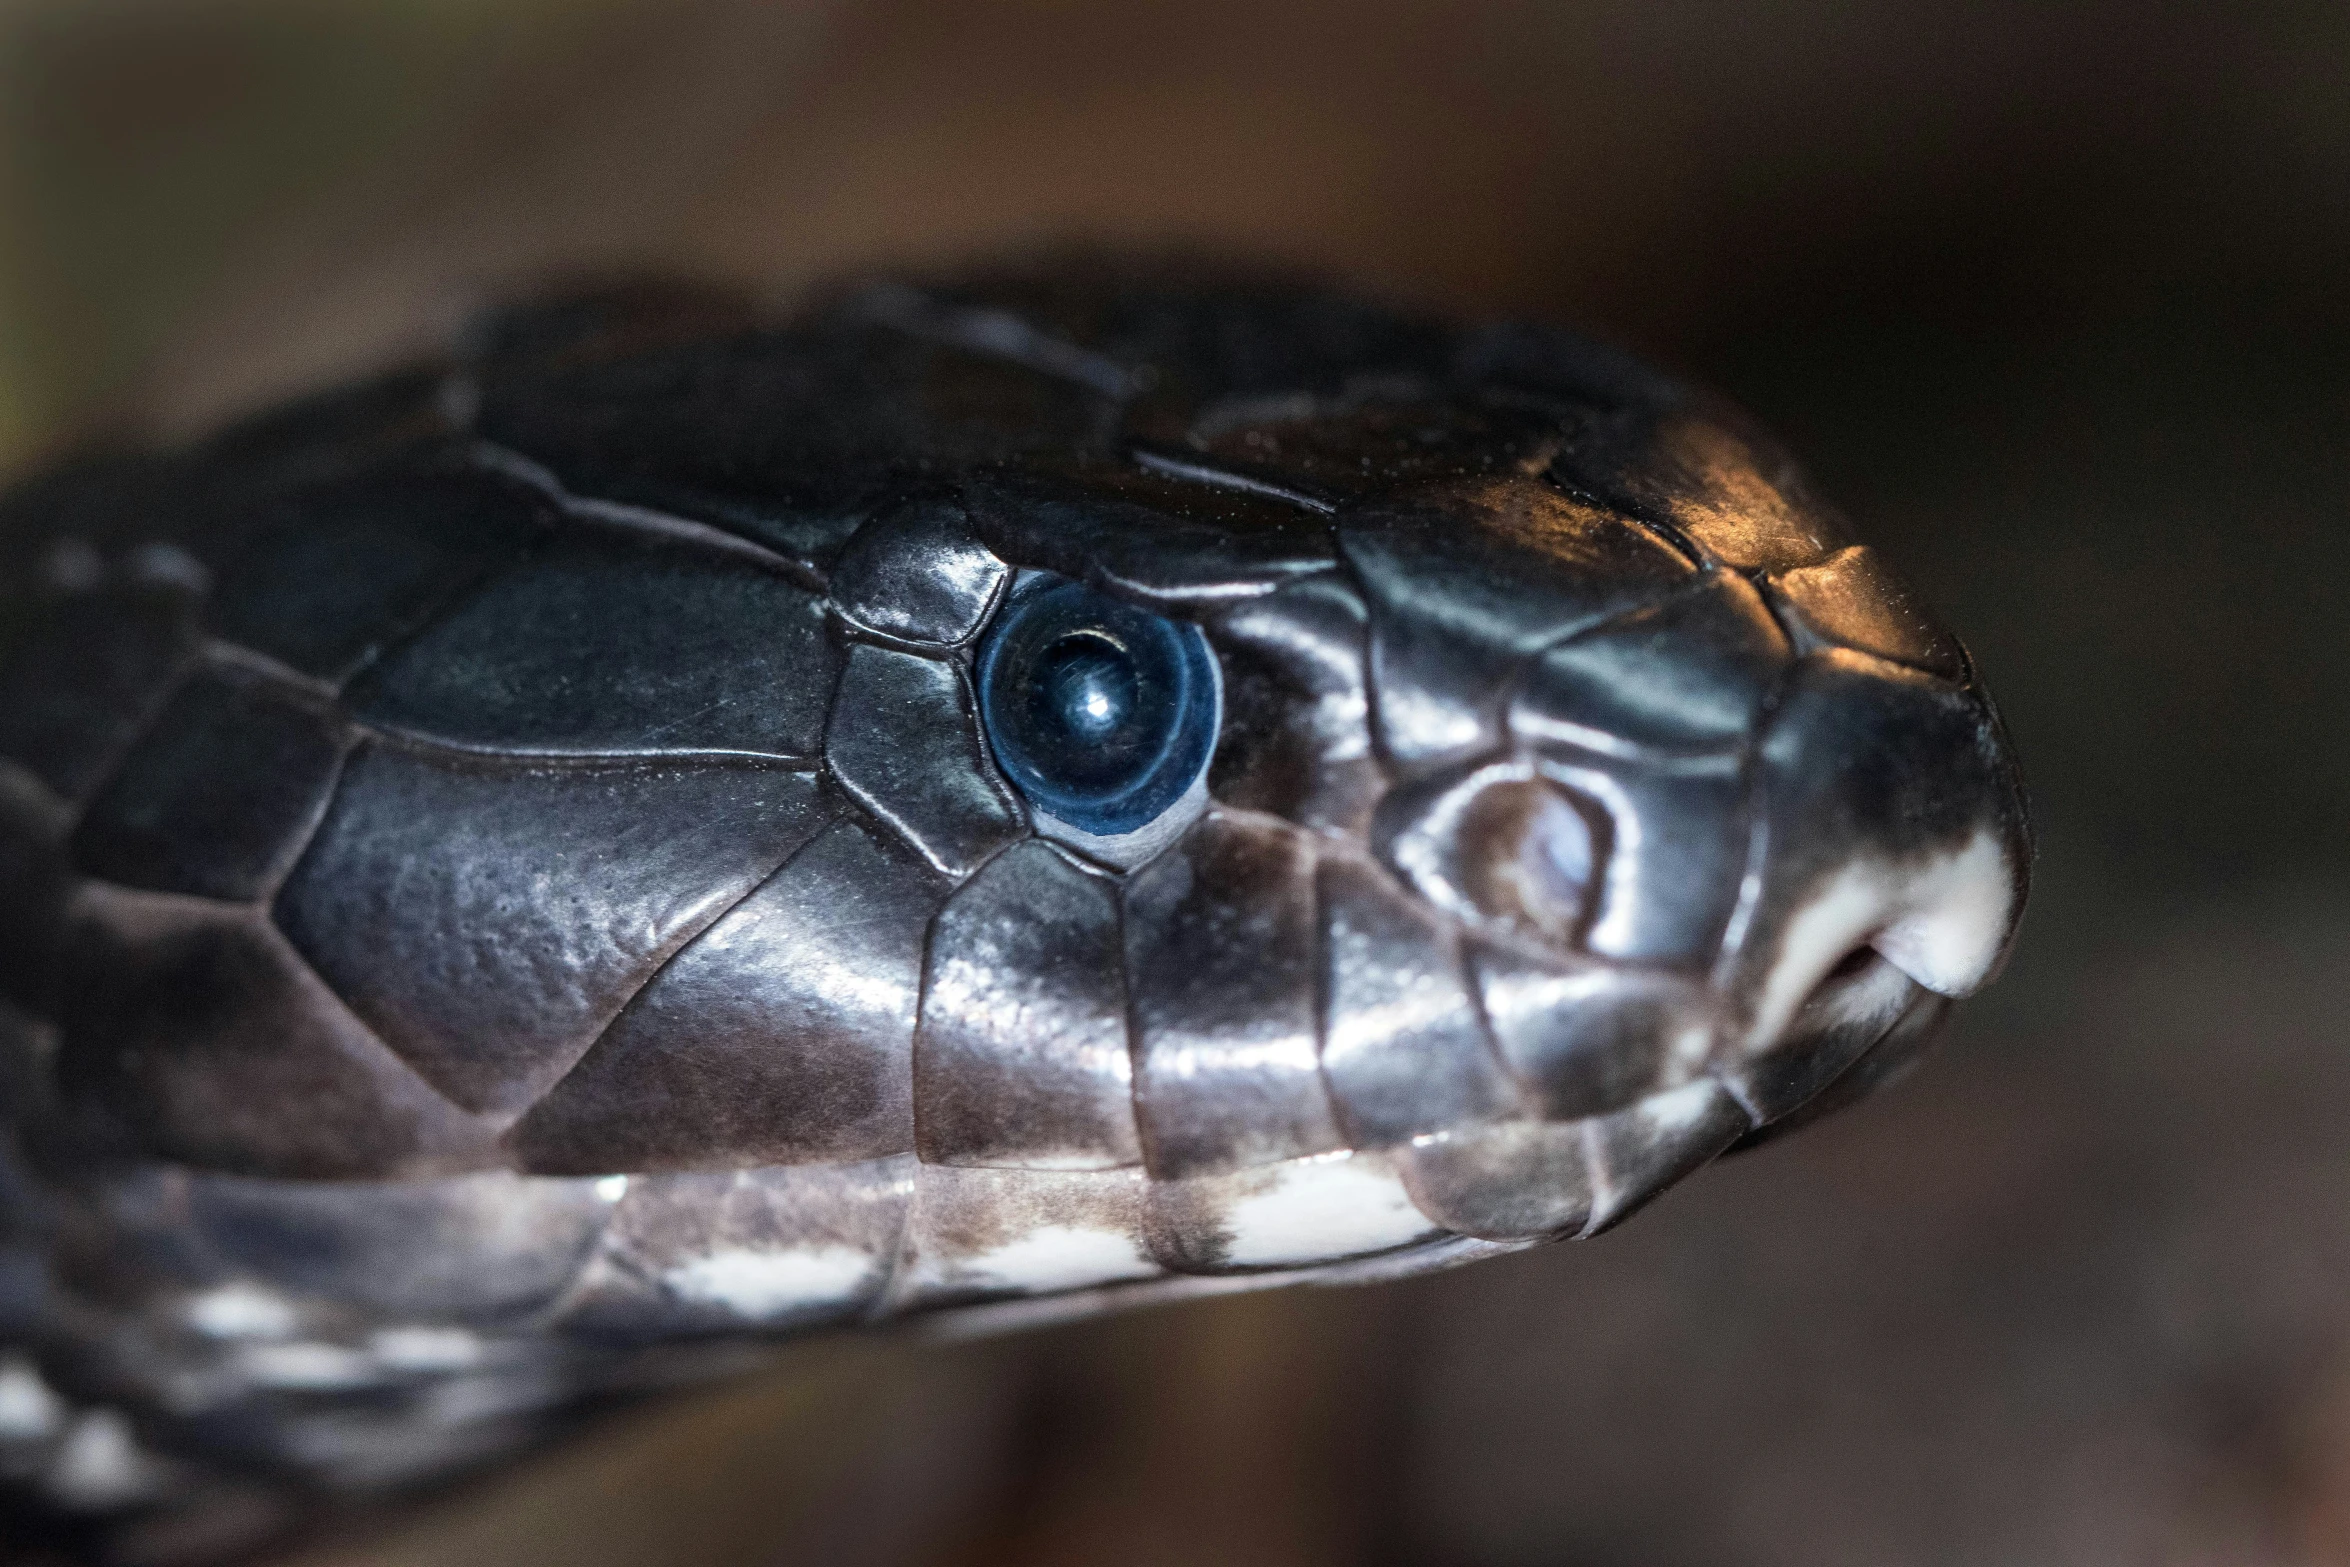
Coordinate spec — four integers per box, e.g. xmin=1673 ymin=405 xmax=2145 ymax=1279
xmin=977 ymin=577 xmax=1220 ymax=840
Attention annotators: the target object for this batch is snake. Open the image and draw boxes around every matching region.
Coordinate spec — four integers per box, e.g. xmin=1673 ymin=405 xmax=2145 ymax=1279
xmin=0 ymin=267 xmax=2029 ymax=1564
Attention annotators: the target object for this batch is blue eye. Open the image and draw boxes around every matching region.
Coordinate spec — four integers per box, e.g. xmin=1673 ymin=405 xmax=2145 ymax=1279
xmin=977 ymin=578 xmax=1219 ymax=840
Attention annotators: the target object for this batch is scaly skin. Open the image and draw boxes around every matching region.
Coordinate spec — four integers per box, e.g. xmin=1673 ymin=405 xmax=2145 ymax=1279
xmin=0 ymin=268 xmax=2028 ymax=1563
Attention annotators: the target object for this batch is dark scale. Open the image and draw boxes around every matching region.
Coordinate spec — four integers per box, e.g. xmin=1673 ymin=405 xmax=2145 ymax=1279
xmin=0 ymin=265 xmax=2029 ymax=1563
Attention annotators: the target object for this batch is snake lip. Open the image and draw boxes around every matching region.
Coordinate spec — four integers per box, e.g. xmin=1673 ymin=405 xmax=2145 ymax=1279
xmin=1725 ymin=952 xmax=1952 ymax=1146
xmin=1736 ymin=824 xmax=2021 ymax=1057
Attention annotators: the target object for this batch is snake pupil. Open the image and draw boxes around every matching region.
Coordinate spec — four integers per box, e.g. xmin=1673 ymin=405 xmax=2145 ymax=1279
xmin=1032 ymin=631 xmax=1143 ymax=769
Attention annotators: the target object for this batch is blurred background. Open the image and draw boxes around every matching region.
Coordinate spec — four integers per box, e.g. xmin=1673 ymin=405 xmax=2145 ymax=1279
xmin=3 ymin=0 xmax=2348 ymax=1562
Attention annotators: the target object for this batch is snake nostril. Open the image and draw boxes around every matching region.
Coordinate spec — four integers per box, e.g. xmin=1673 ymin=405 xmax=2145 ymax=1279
xmin=1516 ymin=788 xmax=1593 ymax=909
xmin=1380 ymin=767 xmax=1616 ymax=948
xmin=1457 ymin=779 xmax=1603 ymax=944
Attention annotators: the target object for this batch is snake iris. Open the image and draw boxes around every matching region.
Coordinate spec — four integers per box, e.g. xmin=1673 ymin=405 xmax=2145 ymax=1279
xmin=0 ymin=270 xmax=2029 ymax=1562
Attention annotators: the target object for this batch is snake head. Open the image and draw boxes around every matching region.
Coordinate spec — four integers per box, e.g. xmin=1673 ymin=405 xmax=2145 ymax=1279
xmin=910 ymin=282 xmax=2033 ymax=1252
xmin=0 ymin=276 xmax=2030 ymax=1528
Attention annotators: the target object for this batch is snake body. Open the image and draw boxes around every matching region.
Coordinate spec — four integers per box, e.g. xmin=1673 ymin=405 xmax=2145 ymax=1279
xmin=0 ymin=270 xmax=2028 ymax=1562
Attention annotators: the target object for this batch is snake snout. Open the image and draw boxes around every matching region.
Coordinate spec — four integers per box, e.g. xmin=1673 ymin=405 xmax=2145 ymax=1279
xmin=1372 ymin=632 xmax=2028 ymax=1141
xmin=1713 ymin=649 xmax=2030 ymax=1126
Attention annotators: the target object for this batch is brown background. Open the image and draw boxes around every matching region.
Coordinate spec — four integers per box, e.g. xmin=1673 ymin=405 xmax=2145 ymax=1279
xmin=3 ymin=2 xmax=2348 ymax=1562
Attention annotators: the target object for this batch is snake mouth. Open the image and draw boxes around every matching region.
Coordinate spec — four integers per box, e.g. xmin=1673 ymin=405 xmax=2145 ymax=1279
xmin=1717 ymin=843 xmax=2003 ymax=1137
xmin=1726 ymin=942 xmax=1951 ymax=1147
xmin=1737 ymin=825 xmax=2018 ymax=1057
xmin=1785 ymin=940 xmax=1921 ymax=1052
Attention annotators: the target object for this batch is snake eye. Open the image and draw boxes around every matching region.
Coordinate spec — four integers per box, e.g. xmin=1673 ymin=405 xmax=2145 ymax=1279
xmin=977 ymin=577 xmax=1220 ymax=847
